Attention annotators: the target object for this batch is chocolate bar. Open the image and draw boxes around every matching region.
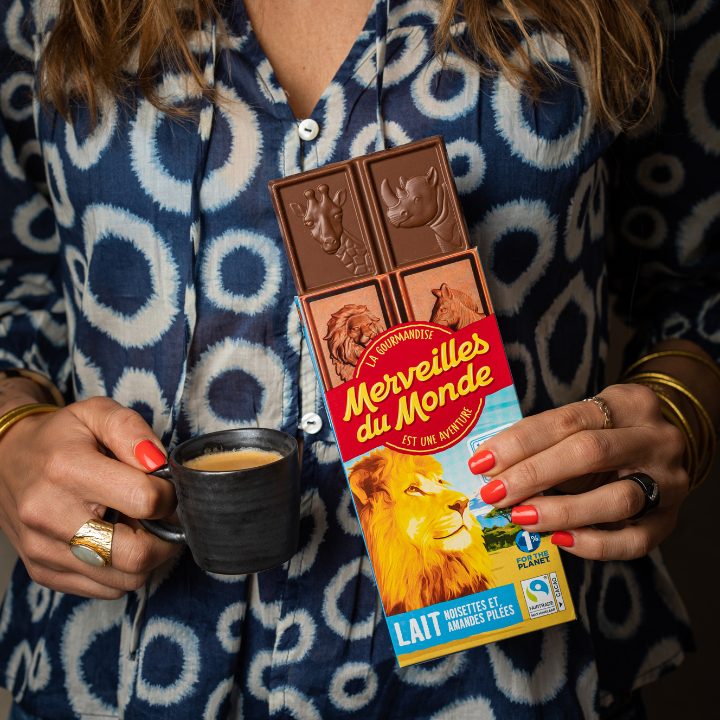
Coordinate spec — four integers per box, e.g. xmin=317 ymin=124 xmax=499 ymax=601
xmin=268 ymin=136 xmax=470 ymax=295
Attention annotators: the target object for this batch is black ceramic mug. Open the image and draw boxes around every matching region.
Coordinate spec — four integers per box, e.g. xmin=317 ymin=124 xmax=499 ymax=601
xmin=139 ymin=428 xmax=300 ymax=574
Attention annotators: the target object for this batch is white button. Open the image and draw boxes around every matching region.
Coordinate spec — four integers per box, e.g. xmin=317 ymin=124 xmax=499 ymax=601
xmin=298 ymin=412 xmax=323 ymax=435
xmin=298 ymin=119 xmax=320 ymax=141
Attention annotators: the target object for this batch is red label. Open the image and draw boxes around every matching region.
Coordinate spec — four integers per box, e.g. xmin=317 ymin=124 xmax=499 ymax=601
xmin=325 ymin=316 xmax=513 ymax=461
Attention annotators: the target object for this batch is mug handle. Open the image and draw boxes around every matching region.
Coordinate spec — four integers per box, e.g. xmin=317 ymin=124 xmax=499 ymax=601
xmin=138 ymin=464 xmax=187 ymax=544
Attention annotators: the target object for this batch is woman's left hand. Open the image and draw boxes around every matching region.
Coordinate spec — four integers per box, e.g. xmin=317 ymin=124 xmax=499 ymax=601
xmin=468 ymin=383 xmax=689 ymax=560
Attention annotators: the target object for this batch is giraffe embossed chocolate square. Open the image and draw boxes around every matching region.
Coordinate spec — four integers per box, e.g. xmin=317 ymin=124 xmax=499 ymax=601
xmin=269 ymin=136 xmax=470 ymax=294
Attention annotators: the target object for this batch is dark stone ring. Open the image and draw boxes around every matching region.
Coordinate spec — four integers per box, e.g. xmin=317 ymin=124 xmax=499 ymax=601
xmin=622 ymin=473 xmax=660 ymax=521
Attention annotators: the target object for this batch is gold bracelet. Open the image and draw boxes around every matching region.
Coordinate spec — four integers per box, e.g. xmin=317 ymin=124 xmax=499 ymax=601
xmin=0 ymin=368 xmax=65 ymax=407
xmin=625 ymin=371 xmax=716 ymax=487
xmin=623 ymin=350 xmax=720 ymax=385
xmin=0 ymin=404 xmax=60 ymax=442
xmin=624 ymin=374 xmax=715 ymax=490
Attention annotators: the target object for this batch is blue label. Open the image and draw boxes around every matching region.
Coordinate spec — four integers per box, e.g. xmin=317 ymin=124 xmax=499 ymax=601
xmin=388 ymin=584 xmax=522 ymax=655
xmin=515 ymin=530 xmax=541 ymax=552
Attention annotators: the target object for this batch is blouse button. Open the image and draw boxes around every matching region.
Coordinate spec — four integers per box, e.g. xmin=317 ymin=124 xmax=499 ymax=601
xmin=298 ymin=412 xmax=323 ymax=435
xmin=298 ymin=119 xmax=320 ymax=141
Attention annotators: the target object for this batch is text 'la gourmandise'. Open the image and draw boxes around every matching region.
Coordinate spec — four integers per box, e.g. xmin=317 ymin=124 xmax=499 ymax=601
xmin=343 ymin=333 xmax=493 ymax=443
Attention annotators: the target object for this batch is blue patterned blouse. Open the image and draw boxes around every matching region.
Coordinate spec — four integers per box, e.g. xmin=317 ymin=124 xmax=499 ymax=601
xmin=0 ymin=0 xmax=718 ymax=718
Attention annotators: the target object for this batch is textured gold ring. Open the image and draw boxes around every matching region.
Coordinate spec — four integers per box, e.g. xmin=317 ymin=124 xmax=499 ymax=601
xmin=70 ymin=519 xmax=114 ymax=567
xmin=583 ymin=396 xmax=613 ymax=429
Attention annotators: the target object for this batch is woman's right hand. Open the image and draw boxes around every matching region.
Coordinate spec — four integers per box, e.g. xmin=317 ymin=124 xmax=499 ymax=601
xmin=0 ymin=389 xmax=181 ymax=599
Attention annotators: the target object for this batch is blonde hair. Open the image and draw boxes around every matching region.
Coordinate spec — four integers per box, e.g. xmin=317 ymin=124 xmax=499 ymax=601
xmin=41 ymin=0 xmax=661 ymax=129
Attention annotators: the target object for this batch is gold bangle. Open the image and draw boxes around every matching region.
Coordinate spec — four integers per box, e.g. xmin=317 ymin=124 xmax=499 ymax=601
xmin=625 ymin=371 xmax=716 ymax=486
xmin=0 ymin=368 xmax=65 ymax=407
xmin=0 ymin=403 xmax=60 ymax=442
xmin=623 ymin=350 xmax=720 ymax=385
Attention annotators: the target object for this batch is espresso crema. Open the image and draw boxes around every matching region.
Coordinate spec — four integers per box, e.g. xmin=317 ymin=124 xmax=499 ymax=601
xmin=183 ymin=448 xmax=283 ymax=472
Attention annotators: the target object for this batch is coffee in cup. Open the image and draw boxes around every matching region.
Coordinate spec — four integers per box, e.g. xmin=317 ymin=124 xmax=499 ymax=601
xmin=139 ymin=428 xmax=300 ymax=574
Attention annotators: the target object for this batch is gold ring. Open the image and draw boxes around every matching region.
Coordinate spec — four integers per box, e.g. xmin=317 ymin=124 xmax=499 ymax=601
xmin=70 ymin=519 xmax=114 ymax=567
xmin=583 ymin=396 xmax=613 ymax=429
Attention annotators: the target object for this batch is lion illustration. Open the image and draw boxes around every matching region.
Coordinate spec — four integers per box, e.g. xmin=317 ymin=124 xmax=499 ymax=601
xmin=348 ymin=448 xmax=495 ymax=615
xmin=324 ymin=303 xmax=384 ymax=383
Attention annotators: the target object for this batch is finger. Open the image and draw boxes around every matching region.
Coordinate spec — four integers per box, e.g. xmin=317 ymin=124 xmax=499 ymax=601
xmin=67 ymin=396 xmax=167 ymax=472
xmin=21 ymin=524 xmax=181 ymax=591
xmin=509 ymin=478 xmax=649 ymax=531
xmin=547 ymin=509 xmax=674 ymax=561
xmin=468 ymin=384 xmax=661 ymax=478
xmin=482 ymin=422 xmax=684 ymax=508
xmin=22 ymin=562 xmax=130 ymax=600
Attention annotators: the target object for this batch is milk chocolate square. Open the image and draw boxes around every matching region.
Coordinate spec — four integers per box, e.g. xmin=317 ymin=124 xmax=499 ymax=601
xmin=391 ymin=251 xmax=492 ymax=328
xmin=358 ymin=136 xmax=470 ymax=270
xmin=300 ymin=277 xmax=398 ymax=391
xmin=269 ymin=165 xmax=380 ymax=295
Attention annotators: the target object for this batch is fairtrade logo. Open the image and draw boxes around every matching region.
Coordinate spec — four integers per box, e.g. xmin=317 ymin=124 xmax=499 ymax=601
xmin=525 ymin=579 xmax=549 ymax=603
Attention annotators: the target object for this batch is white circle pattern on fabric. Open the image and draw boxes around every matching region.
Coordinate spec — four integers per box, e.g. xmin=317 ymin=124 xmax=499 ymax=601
xmin=634 ymin=637 xmax=684 ymax=686
xmin=575 ymin=662 xmax=600 ymax=720
xmin=620 ymin=207 xmax=668 ymax=249
xmin=660 ymin=312 xmax=692 ymax=341
xmin=60 ymin=598 xmax=124 ymax=717
xmin=597 ymin=563 xmax=642 ymax=640
xmin=246 ymin=649 xmax=272 ymax=702
xmin=183 ymin=336 xmax=287 ymax=434
xmin=203 ymin=677 xmax=235 ymax=720
xmin=486 ymin=626 xmax=568 ymax=704
xmin=216 ymin=600 xmax=246 ymax=654
xmin=27 ymin=582 xmax=51 ymax=623
xmin=202 ymin=229 xmax=282 ymax=315
xmin=65 ymin=101 xmax=117 ymax=171
xmin=684 ymin=32 xmax=720 ymax=156
xmin=0 ymin=72 xmax=34 ymax=122
xmin=565 ymin=161 xmax=606 ymax=262
xmin=535 ymin=272 xmax=594 ymax=407
xmin=350 ymin=120 xmax=410 ymax=158
xmin=492 ymin=33 xmax=594 ymax=169
xmin=430 ymin=695 xmax=496 ymax=720
xmin=5 ymin=639 xmax=31 ymax=702
xmin=249 ymin=575 xmax=281 ymax=630
xmin=411 ymin=52 xmax=480 ymax=121
xmin=446 ymin=138 xmax=485 ymax=195
xmin=354 ymin=25 xmax=428 ymax=89
xmin=636 ymin=153 xmax=685 ymax=196
xmin=112 ymin=367 xmax=170 ymax=437
xmin=27 ymin=637 xmax=51 ymax=693
xmin=474 ymin=199 xmax=557 ymax=316
xmin=273 ymin=609 xmax=317 ymax=664
xmin=12 ymin=193 xmax=59 ymax=254
xmin=329 ymin=661 xmax=379 ymax=711
xmin=398 ymin=653 xmax=467 ymax=687
xmin=677 ymin=190 xmax=720 ymax=266
xmin=1 ymin=134 xmax=23 ymax=180
xmin=82 ymin=204 xmax=180 ymax=348
xmin=136 ymin=618 xmax=201 ymax=707
xmin=268 ymin=687 xmax=322 ymax=720
xmin=72 ymin=347 xmax=106 ymax=400
xmin=288 ymin=489 xmax=328 ymax=579
xmin=322 ymin=555 xmax=380 ymax=640
xmin=0 ymin=581 xmax=12 ymax=643
xmin=697 ymin=293 xmax=720 ymax=343
xmin=504 ymin=341 xmax=536 ymax=414
xmin=5 ymin=0 xmax=34 ymax=61
xmin=337 ymin=488 xmax=362 ymax=536
xmin=129 ymin=75 xmax=200 ymax=214
xmin=200 ymin=82 xmax=262 ymax=212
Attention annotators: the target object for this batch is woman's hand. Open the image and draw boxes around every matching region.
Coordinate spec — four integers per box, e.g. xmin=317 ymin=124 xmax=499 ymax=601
xmin=469 ymin=383 xmax=689 ymax=560
xmin=0 ymin=393 xmax=180 ymax=599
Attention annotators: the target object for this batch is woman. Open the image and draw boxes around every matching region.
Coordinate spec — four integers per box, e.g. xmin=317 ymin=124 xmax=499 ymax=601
xmin=0 ymin=0 xmax=717 ymax=718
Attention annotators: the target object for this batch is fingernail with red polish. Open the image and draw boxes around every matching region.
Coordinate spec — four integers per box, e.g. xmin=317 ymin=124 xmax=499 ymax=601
xmin=135 ymin=440 xmax=166 ymax=471
xmin=469 ymin=449 xmax=495 ymax=475
xmin=480 ymin=479 xmax=506 ymax=504
xmin=512 ymin=506 xmax=538 ymax=525
xmin=552 ymin=531 xmax=574 ymax=547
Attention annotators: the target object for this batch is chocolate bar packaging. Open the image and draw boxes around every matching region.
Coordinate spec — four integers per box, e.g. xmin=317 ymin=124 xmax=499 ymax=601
xmin=269 ymin=136 xmax=575 ymax=667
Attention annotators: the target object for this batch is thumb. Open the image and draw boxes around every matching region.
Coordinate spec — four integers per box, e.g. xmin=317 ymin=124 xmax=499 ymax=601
xmin=67 ymin=396 xmax=167 ymax=472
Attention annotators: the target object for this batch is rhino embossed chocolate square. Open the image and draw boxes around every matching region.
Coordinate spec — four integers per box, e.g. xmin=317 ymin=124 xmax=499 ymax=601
xmin=358 ymin=137 xmax=470 ymax=270
xmin=270 ymin=166 xmax=379 ymax=294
